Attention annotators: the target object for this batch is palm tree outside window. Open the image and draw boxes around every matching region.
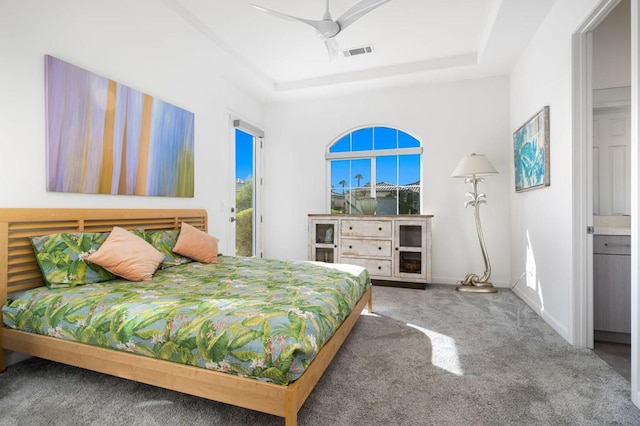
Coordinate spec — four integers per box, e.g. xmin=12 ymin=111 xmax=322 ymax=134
xmin=327 ymin=126 xmax=422 ymax=215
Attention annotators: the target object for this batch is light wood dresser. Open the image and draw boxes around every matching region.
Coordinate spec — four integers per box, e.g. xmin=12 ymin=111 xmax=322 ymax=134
xmin=308 ymin=214 xmax=433 ymax=289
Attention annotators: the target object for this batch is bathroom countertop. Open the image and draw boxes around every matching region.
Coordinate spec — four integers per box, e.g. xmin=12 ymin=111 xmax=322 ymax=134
xmin=593 ymin=216 xmax=631 ymax=235
xmin=593 ymin=226 xmax=631 ymax=236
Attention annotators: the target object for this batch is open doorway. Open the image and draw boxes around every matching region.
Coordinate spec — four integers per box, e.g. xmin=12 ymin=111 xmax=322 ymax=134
xmin=589 ymin=0 xmax=631 ymax=381
xmin=572 ymin=0 xmax=638 ymax=406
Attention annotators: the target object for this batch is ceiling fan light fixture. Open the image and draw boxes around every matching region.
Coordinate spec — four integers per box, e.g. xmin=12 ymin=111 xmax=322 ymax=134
xmin=252 ymin=0 xmax=391 ymax=60
xmin=342 ymin=45 xmax=374 ymax=57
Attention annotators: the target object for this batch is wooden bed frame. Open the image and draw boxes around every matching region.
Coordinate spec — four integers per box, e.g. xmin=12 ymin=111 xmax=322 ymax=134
xmin=0 ymin=208 xmax=372 ymax=426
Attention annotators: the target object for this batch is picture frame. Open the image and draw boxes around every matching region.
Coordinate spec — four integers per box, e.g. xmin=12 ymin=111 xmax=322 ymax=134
xmin=513 ymin=105 xmax=550 ymax=192
xmin=45 ymin=55 xmax=195 ymax=197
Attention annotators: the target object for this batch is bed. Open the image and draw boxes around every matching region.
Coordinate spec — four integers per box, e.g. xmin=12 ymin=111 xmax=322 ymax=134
xmin=0 ymin=208 xmax=372 ymax=426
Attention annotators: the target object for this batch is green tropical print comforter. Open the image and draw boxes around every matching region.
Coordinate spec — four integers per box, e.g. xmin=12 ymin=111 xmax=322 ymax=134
xmin=2 ymin=256 xmax=370 ymax=385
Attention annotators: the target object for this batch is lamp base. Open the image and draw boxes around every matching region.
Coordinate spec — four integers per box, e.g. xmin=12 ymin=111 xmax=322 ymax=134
xmin=456 ymin=282 xmax=498 ymax=293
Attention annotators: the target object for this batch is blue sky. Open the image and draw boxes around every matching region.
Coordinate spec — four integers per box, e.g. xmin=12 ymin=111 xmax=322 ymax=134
xmin=330 ymin=127 xmax=421 ymax=192
xmin=235 ymin=128 xmax=253 ymax=181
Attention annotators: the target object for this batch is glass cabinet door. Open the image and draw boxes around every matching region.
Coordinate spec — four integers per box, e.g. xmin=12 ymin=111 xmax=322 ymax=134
xmin=309 ymin=219 xmax=338 ymax=263
xmin=394 ymin=220 xmax=427 ymax=279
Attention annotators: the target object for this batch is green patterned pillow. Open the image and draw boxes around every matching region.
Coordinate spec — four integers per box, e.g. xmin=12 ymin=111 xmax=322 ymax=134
xmin=143 ymin=229 xmax=193 ymax=269
xmin=30 ymin=232 xmax=116 ymax=288
xmin=129 ymin=228 xmax=146 ymax=239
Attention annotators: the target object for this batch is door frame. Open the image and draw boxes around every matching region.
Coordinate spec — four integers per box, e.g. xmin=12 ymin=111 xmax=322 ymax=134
xmin=631 ymin=0 xmax=640 ymax=408
xmin=571 ymin=0 xmax=639 ymax=408
xmin=229 ymin=116 xmax=264 ymax=257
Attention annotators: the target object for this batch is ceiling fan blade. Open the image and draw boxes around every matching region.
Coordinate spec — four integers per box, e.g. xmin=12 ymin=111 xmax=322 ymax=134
xmin=336 ymin=0 xmax=392 ymax=32
xmin=251 ymin=3 xmax=314 ymax=25
xmin=325 ymin=38 xmax=339 ymax=61
xmin=251 ymin=3 xmax=338 ymax=38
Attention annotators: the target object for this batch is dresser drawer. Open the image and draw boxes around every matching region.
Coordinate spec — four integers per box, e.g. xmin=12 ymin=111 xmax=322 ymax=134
xmin=341 ymin=257 xmax=392 ymax=277
xmin=341 ymin=220 xmax=392 ymax=238
xmin=340 ymin=239 xmax=392 ymax=257
xmin=594 ymin=235 xmax=631 ymax=255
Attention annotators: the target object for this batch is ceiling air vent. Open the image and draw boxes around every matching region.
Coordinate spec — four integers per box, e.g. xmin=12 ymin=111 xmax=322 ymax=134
xmin=342 ymin=45 xmax=373 ymax=58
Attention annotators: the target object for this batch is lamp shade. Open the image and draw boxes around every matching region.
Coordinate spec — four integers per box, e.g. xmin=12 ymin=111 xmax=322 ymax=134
xmin=451 ymin=153 xmax=498 ymax=178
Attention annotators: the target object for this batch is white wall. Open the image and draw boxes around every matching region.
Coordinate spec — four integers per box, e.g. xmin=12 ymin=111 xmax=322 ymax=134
xmin=593 ymin=0 xmax=631 ymax=90
xmin=0 ymin=0 xmax=264 ymax=245
xmin=263 ymin=76 xmax=513 ymax=287
xmin=509 ymin=0 xmax=602 ymax=342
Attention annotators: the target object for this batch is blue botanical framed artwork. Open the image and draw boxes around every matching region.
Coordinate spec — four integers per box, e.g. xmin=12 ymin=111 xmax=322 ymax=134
xmin=513 ymin=106 xmax=550 ymax=192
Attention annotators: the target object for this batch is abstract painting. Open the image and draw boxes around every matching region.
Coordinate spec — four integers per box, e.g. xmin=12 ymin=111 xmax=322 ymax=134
xmin=45 ymin=55 xmax=194 ymax=197
xmin=513 ymin=106 xmax=550 ymax=192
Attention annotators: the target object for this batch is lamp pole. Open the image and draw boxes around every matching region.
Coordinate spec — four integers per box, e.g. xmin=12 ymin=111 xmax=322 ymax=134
xmin=456 ymin=175 xmax=496 ymax=293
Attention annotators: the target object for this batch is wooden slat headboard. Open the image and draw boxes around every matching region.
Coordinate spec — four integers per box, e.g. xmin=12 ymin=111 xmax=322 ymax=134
xmin=0 ymin=208 xmax=208 ymax=301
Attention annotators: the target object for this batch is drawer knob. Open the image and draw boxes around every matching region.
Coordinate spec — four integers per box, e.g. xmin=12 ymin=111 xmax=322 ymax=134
xmin=349 ymin=245 xmax=353 ymax=249
xmin=378 ymin=227 xmax=382 ymax=231
xmin=378 ymin=266 xmax=382 ymax=270
xmin=349 ymin=226 xmax=353 ymax=230
xmin=378 ymin=247 xmax=382 ymax=250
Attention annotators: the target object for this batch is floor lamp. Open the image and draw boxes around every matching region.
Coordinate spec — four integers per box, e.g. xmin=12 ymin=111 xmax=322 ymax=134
xmin=451 ymin=153 xmax=499 ymax=293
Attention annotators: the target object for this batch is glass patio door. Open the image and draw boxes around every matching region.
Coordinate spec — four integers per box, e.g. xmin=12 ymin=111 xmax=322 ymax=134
xmin=231 ymin=119 xmax=263 ymax=257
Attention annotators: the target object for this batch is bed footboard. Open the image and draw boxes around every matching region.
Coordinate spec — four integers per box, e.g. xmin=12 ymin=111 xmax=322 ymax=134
xmin=1 ymin=286 xmax=372 ymax=425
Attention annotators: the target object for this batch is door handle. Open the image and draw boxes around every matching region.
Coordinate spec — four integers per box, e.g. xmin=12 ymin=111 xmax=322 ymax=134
xmin=229 ymin=217 xmax=236 ymax=222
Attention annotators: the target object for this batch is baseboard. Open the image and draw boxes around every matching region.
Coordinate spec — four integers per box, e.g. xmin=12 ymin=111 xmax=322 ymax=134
xmin=594 ymin=330 xmax=631 ymax=344
xmin=430 ymin=276 xmax=511 ymax=288
xmin=371 ymin=279 xmax=426 ymax=290
xmin=512 ymin=285 xmax=570 ymax=342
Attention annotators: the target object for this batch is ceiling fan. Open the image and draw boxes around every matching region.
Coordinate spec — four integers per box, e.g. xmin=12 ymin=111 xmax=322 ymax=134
xmin=251 ymin=0 xmax=392 ymax=60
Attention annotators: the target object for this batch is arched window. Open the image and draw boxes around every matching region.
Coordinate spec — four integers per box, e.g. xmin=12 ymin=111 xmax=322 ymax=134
xmin=327 ymin=126 xmax=422 ymax=215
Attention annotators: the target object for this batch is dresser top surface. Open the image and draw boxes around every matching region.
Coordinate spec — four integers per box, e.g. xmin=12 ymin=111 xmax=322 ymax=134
xmin=308 ymin=214 xmax=434 ymax=218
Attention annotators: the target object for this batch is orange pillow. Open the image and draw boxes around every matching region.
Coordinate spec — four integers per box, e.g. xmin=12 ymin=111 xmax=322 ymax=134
xmin=173 ymin=222 xmax=219 ymax=263
xmin=87 ymin=226 xmax=164 ymax=281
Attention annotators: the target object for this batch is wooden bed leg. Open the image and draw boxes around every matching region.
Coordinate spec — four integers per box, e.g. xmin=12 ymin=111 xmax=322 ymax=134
xmin=367 ymin=290 xmax=373 ymax=313
xmin=0 ymin=346 xmax=6 ymax=373
xmin=284 ymin=412 xmax=297 ymax=426
xmin=284 ymin=391 xmax=298 ymax=426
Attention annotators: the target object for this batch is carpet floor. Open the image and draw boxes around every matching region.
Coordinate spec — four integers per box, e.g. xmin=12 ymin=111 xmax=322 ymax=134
xmin=1 ymin=284 xmax=639 ymax=425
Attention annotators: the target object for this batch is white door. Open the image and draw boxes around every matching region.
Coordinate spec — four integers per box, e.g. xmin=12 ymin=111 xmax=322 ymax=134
xmin=593 ymin=107 xmax=631 ymax=215
xmin=229 ymin=119 xmax=263 ymax=257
